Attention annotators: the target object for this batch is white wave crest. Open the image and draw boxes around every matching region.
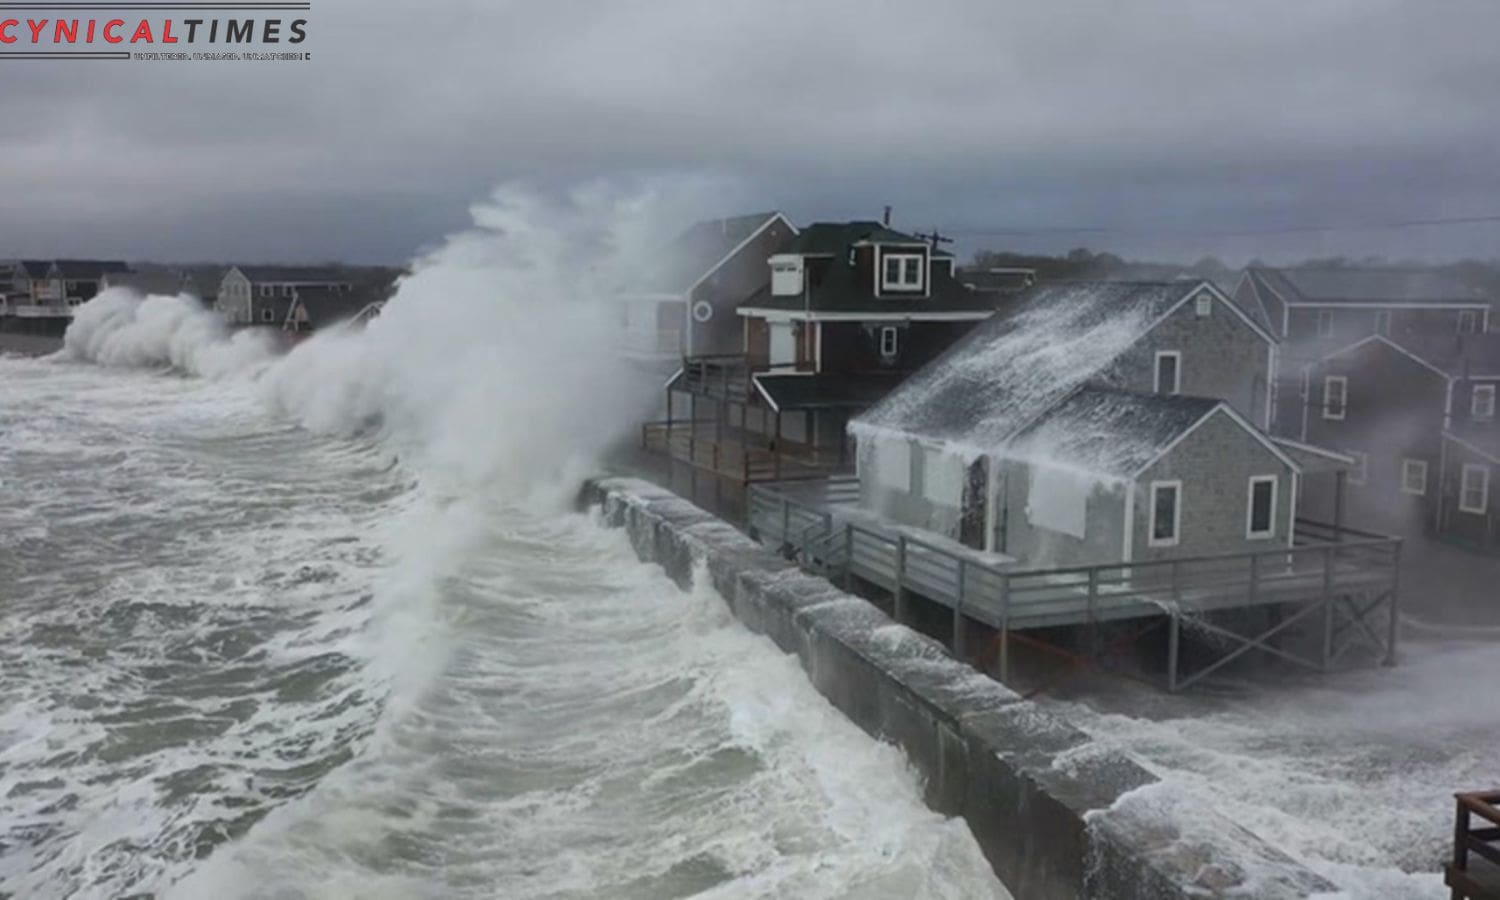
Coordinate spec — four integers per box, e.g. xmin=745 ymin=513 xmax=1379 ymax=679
xmin=61 ymin=289 xmax=279 ymax=379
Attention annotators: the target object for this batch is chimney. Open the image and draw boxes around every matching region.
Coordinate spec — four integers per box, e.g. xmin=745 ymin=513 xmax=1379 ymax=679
xmin=882 ymin=206 xmax=892 ymax=227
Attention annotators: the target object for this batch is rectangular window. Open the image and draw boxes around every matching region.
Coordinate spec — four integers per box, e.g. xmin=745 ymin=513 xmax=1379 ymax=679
xmin=1195 ymin=295 xmax=1213 ymax=317
xmin=1316 ymin=309 xmax=1334 ymax=338
xmin=1374 ymin=310 xmax=1392 ymax=335
xmin=1459 ymin=310 xmax=1480 ymax=335
xmin=1401 ymin=458 xmax=1429 ymax=496
xmin=1460 ymin=464 xmax=1490 ymax=515
xmin=879 ymin=325 xmax=898 ymax=358
xmin=261 ymin=307 xmax=274 ymax=322
xmin=1323 ymin=375 xmax=1348 ymax=420
xmin=283 ymin=285 xmax=294 ymax=297
xmin=1348 ymin=450 xmax=1368 ymax=486
xmin=260 ymin=284 xmax=272 ymax=297
xmin=1154 ymin=351 xmax=1181 ymax=395
xmin=880 ymin=253 xmax=924 ymax=291
xmin=1148 ymin=480 xmax=1182 ymax=547
xmin=1473 ymin=384 xmax=1496 ymax=421
xmin=1246 ymin=476 xmax=1277 ymax=539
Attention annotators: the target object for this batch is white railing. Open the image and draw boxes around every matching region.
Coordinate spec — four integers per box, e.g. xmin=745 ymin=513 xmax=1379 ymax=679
xmin=11 ymin=304 xmax=73 ymax=319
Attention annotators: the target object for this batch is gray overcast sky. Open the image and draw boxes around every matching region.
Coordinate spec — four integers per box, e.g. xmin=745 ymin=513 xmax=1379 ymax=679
xmin=5 ymin=0 xmax=1500 ymax=265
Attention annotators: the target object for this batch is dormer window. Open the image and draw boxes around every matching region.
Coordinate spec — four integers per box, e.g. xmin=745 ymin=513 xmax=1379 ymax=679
xmin=882 ymin=253 xmax=924 ymax=292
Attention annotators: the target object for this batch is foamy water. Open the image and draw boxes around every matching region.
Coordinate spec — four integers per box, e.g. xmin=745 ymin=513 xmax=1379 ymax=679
xmin=0 ymin=352 xmax=1006 ymax=898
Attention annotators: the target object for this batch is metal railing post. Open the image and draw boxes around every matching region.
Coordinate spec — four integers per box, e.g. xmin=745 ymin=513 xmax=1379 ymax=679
xmin=1087 ymin=567 xmax=1100 ymax=661
xmin=1168 ymin=612 xmax=1181 ymax=692
xmin=953 ymin=560 xmax=967 ymax=658
xmin=1385 ymin=540 xmax=1402 ymax=667
xmin=998 ymin=574 xmax=1010 ymax=682
xmin=842 ymin=524 xmax=854 ymax=590
xmin=894 ymin=535 xmax=908 ymax=624
xmin=1321 ymin=545 xmax=1335 ymax=670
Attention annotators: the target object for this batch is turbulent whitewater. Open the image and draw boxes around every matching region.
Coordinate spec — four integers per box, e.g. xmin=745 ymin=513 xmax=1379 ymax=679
xmin=0 ymin=184 xmax=1008 ymax=898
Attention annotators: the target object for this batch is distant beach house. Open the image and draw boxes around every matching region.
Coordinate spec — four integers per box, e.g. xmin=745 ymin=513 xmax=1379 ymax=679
xmin=846 ymin=280 xmax=1341 ymax=563
xmin=1300 ymin=331 xmax=1500 ymax=552
xmin=1234 ymin=266 xmax=1495 ymax=435
xmin=283 ymin=284 xmax=388 ymax=334
xmin=647 ymin=219 xmax=1000 ymax=481
xmin=215 ymin=266 xmax=356 ymax=325
xmin=100 ymin=266 xmax=187 ymax=297
xmin=619 ymin=211 xmax=797 ymax=367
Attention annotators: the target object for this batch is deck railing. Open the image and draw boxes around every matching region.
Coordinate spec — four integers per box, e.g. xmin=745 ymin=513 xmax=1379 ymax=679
xmin=747 ymin=481 xmax=1403 ymax=690
xmin=1448 ymin=790 xmax=1500 ymax=899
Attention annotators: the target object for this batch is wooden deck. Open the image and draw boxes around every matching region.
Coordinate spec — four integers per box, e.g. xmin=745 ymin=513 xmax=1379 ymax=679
xmin=1450 ymin=791 xmax=1500 ymax=900
xmin=748 ymin=480 xmax=1403 ymax=691
xmin=642 ymin=421 xmax=848 ymax=484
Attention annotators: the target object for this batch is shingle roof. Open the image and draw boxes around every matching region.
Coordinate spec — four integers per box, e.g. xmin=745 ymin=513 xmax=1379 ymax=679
xmin=639 ymin=211 xmax=788 ymax=294
xmin=753 ymin=371 xmax=907 ymax=412
xmin=739 ymin=221 xmax=993 ymax=315
xmin=1006 ymin=387 xmax=1221 ymax=478
xmin=52 ymin=259 xmax=130 ymax=279
xmin=292 ymin=284 xmax=384 ymax=329
xmin=103 ymin=268 xmax=184 ymax=296
xmin=1250 ymin=267 xmax=1489 ymax=306
xmin=850 ymin=281 xmax=1199 ymax=454
xmin=1320 ymin=332 xmax=1500 ymax=379
xmin=234 ymin=265 xmax=354 ymax=284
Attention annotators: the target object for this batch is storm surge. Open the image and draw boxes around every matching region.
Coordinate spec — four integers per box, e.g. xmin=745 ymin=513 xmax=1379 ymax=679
xmin=3 ymin=183 xmax=1008 ymax=897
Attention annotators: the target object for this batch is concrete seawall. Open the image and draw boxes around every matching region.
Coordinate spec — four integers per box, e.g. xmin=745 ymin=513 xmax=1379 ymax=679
xmin=583 ymin=477 xmax=1334 ymax=900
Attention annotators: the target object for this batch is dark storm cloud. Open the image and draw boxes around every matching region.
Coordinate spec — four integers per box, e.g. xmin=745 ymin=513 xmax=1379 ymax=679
xmin=4 ymin=0 xmax=1500 ymax=263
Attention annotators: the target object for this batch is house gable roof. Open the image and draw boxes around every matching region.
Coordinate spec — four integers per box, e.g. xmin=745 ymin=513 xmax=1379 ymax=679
xmin=849 ymin=280 xmax=1209 ymax=453
xmin=1314 ymin=332 xmax=1500 ymax=379
xmin=231 ymin=265 xmax=355 ymax=284
xmin=50 ymin=260 xmax=130 ymax=279
xmin=637 ymin=211 xmax=794 ymax=296
xmin=1247 ymin=266 xmax=1490 ymax=307
xmin=739 ymin=220 xmax=990 ymax=316
xmin=1005 ymin=387 xmax=1221 ymax=479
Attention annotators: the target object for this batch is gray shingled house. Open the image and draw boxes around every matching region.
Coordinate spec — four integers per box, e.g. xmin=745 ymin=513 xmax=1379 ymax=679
xmin=847 ymin=280 xmax=1343 ymax=565
xmin=1234 ymin=266 xmax=1495 ymax=436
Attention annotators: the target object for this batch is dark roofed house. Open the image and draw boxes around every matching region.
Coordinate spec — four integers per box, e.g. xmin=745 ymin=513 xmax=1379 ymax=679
xmin=216 ymin=265 xmax=357 ymax=325
xmin=652 ymin=220 xmax=1001 ymax=483
xmin=283 ymin=284 xmax=388 ymax=334
xmin=180 ymin=266 xmax=228 ymax=307
xmin=621 ymin=211 xmax=796 ymax=365
xmin=43 ymin=260 xmax=130 ymax=308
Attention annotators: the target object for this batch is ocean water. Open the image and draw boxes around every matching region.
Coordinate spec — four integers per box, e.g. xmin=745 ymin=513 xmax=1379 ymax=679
xmin=0 ymin=355 xmax=1007 ymax=898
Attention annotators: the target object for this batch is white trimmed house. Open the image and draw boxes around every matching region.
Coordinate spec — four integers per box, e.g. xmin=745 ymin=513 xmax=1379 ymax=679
xmin=847 ymin=280 xmax=1348 ymax=565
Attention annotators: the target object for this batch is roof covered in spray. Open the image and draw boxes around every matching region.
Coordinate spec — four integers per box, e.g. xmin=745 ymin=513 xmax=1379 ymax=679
xmin=1005 ymin=387 xmax=1221 ymax=479
xmin=850 ymin=280 xmax=1199 ymax=454
xmin=1249 ymin=267 xmax=1489 ymax=305
xmin=638 ymin=211 xmax=788 ymax=294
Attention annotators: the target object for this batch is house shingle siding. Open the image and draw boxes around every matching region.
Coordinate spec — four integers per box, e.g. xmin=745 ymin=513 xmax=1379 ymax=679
xmin=1133 ymin=412 xmax=1293 ymax=562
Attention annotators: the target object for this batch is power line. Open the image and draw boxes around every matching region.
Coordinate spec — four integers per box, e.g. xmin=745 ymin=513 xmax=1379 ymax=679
xmin=943 ymin=213 xmax=1500 ymax=241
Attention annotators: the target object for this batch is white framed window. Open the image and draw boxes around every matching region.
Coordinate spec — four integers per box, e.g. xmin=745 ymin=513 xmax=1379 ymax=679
xmin=260 ymin=284 xmax=272 ymax=297
xmin=1401 ymin=458 xmax=1429 ymax=496
xmin=1154 ymin=351 xmax=1182 ymax=395
xmin=1473 ymin=384 xmax=1496 ymax=421
xmin=1323 ymin=375 xmax=1348 ymax=420
xmin=260 ymin=307 xmax=274 ymax=322
xmin=1459 ymin=310 xmax=1480 ymax=335
xmin=1460 ymin=464 xmax=1490 ymax=515
xmin=879 ymin=325 xmax=898 ymax=358
xmin=1246 ymin=476 xmax=1278 ymax=539
xmin=881 ymin=253 xmax=924 ymax=291
xmin=1347 ymin=450 xmax=1368 ymax=486
xmin=1316 ymin=309 xmax=1334 ymax=338
xmin=1195 ymin=294 xmax=1213 ymax=317
xmin=283 ymin=285 xmax=295 ymax=297
xmin=1374 ymin=310 xmax=1392 ymax=335
xmin=1148 ymin=480 xmax=1182 ymax=548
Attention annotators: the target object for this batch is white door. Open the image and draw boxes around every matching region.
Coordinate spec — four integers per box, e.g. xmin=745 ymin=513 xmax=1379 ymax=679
xmin=769 ymin=322 xmax=795 ymax=367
